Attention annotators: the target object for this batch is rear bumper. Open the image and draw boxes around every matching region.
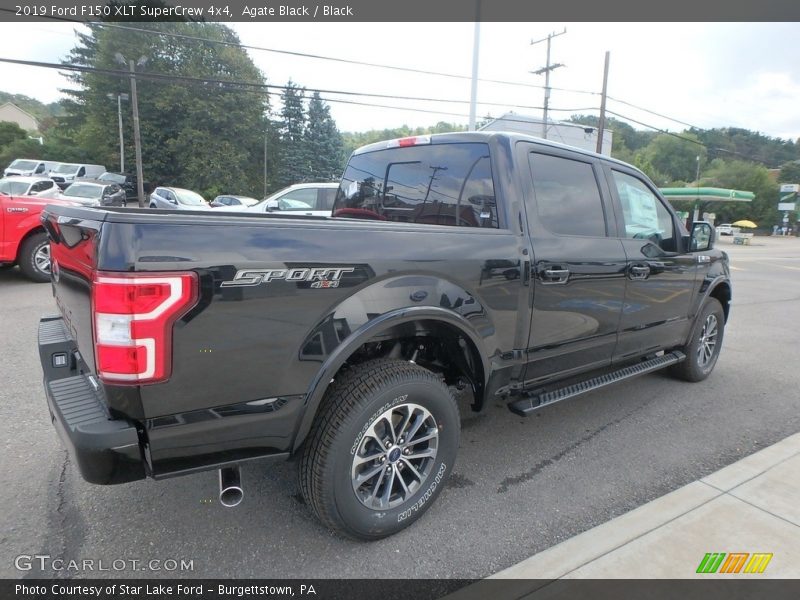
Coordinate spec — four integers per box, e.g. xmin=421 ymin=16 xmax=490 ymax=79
xmin=39 ymin=316 xmax=145 ymax=484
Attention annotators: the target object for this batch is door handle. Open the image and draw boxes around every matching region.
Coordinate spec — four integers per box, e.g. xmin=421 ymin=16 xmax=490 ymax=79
xmin=541 ymin=267 xmax=570 ymax=284
xmin=629 ymin=264 xmax=650 ymax=280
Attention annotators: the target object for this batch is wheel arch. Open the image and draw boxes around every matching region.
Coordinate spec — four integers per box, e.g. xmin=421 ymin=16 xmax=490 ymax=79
xmin=292 ymin=306 xmax=489 ymax=453
xmin=707 ymin=280 xmax=731 ymax=322
xmin=15 ymin=225 xmax=47 ymax=263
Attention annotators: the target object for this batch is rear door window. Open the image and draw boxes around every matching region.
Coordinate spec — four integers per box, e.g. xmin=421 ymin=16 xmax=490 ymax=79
xmin=335 ymin=142 xmax=498 ymax=228
xmin=528 ymin=153 xmax=607 ymax=237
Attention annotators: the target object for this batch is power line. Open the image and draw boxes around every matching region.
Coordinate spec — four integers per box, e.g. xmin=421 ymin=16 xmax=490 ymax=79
xmin=0 ymin=10 xmax=745 ymax=136
xmin=0 ymin=52 xmax=780 ymax=166
xmin=606 ymin=96 xmax=702 ymax=130
xmin=0 ymin=56 xmax=596 ymax=114
xmin=93 ymin=21 xmax=605 ymax=97
xmin=0 ymin=56 xmax=596 ymax=123
xmin=0 ymin=10 xmax=603 ymax=98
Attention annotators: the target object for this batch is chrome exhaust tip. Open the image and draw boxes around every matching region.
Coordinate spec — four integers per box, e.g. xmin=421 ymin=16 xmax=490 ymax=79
xmin=219 ymin=466 xmax=243 ymax=508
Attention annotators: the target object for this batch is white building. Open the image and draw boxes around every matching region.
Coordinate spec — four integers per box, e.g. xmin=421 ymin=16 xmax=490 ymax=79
xmin=0 ymin=102 xmax=40 ymax=132
xmin=479 ymin=112 xmax=613 ymax=156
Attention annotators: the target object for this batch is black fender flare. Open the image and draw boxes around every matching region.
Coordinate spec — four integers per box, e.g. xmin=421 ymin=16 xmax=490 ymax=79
xmin=291 ymin=305 xmax=490 ymax=452
xmin=697 ymin=275 xmax=732 ymax=319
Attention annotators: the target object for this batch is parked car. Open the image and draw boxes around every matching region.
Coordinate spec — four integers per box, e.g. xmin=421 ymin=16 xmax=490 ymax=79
xmin=38 ymin=132 xmax=731 ymax=540
xmin=60 ymin=180 xmax=126 ymax=207
xmin=97 ymin=172 xmax=149 ymax=202
xmin=49 ymin=163 xmax=106 ymax=189
xmin=0 ymin=176 xmax=61 ymax=198
xmin=715 ymin=223 xmax=740 ymax=236
xmin=210 ymin=195 xmax=260 ymax=208
xmin=4 ymin=159 xmax=58 ymax=177
xmin=149 ymin=186 xmax=210 ymax=210
xmin=246 ymin=182 xmax=338 ymax=216
xmin=0 ymin=192 xmax=78 ymax=282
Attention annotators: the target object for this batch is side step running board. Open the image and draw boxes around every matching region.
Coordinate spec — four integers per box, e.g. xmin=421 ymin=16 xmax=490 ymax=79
xmin=508 ymin=351 xmax=686 ymax=417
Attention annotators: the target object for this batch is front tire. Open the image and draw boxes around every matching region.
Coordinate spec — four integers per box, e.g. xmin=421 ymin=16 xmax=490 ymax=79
xmin=670 ymin=297 xmax=725 ymax=382
xmin=18 ymin=232 xmax=51 ymax=283
xmin=300 ymin=359 xmax=460 ymax=540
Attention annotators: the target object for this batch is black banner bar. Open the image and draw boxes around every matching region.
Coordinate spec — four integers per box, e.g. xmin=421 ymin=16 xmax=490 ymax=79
xmin=6 ymin=580 xmax=800 ymax=600
xmin=1 ymin=0 xmax=800 ymax=23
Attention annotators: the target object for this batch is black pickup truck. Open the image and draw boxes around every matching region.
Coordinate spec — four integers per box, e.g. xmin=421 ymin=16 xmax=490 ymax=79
xmin=38 ymin=132 xmax=730 ymax=539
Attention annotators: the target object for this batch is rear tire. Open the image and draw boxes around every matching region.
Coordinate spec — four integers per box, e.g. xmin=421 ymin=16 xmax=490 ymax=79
xmin=18 ymin=232 xmax=51 ymax=283
xmin=299 ymin=359 xmax=460 ymax=540
xmin=669 ymin=297 xmax=725 ymax=382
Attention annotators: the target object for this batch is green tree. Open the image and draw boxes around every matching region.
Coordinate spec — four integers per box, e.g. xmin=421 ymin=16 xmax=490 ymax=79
xmin=62 ymin=21 xmax=268 ymax=198
xmin=641 ymin=133 xmax=707 ymax=183
xmin=702 ymin=159 xmax=779 ymax=226
xmin=0 ymin=122 xmax=27 ymax=148
xmin=778 ymin=161 xmax=800 ymax=184
xmin=304 ymin=92 xmax=344 ymax=180
xmin=276 ymin=81 xmax=308 ymax=188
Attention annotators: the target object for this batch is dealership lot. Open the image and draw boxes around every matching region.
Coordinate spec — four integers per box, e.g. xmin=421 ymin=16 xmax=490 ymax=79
xmin=1 ymin=236 xmax=798 ymax=579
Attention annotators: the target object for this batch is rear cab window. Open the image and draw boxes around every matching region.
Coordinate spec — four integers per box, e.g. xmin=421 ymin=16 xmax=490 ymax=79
xmin=334 ymin=142 xmax=499 ymax=228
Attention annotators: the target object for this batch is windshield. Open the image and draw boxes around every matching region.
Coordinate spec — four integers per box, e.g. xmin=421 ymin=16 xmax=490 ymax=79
xmin=175 ymin=189 xmax=206 ymax=205
xmin=0 ymin=180 xmax=30 ymax=195
xmin=9 ymin=160 xmax=37 ymax=170
xmin=53 ymin=163 xmax=79 ymax=174
xmin=99 ymin=172 xmax=125 ymax=184
xmin=63 ymin=183 xmax=102 ymax=199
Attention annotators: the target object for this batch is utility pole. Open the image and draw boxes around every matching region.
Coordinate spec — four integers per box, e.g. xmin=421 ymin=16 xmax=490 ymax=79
xmin=108 ymin=93 xmax=128 ymax=172
xmin=468 ymin=0 xmax=481 ymax=131
xmin=263 ymin=123 xmax=269 ymax=198
xmin=596 ymin=51 xmax=610 ymax=154
xmin=531 ymin=29 xmax=566 ymax=140
xmin=128 ymin=60 xmax=146 ymax=207
xmin=116 ymin=53 xmax=147 ymax=207
xmin=118 ymin=94 xmax=125 ymax=172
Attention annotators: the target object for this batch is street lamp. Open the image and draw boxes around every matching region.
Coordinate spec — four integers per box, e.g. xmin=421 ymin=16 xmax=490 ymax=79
xmin=115 ymin=53 xmax=147 ymax=207
xmin=107 ymin=92 xmax=128 ymax=172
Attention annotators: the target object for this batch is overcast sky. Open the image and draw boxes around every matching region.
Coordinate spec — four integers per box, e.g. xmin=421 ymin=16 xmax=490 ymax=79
xmin=1 ymin=22 xmax=798 ymax=140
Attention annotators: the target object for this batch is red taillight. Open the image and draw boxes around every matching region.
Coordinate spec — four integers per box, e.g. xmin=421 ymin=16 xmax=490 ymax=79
xmin=92 ymin=272 xmax=198 ymax=384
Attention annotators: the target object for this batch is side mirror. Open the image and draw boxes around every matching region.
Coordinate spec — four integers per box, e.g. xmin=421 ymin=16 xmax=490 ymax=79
xmin=265 ymin=200 xmax=279 ymax=211
xmin=689 ymin=222 xmax=714 ymax=252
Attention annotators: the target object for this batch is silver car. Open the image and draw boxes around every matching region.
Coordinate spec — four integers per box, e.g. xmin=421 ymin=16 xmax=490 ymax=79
xmin=0 ymin=176 xmax=61 ymax=198
xmin=149 ymin=187 xmax=210 ymax=210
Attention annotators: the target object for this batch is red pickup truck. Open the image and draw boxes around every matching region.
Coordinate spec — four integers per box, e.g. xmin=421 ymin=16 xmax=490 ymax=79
xmin=1 ymin=193 xmax=77 ymax=282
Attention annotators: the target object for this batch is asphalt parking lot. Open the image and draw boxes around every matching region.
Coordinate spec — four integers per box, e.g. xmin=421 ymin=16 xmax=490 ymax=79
xmin=1 ymin=235 xmax=799 ymax=579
